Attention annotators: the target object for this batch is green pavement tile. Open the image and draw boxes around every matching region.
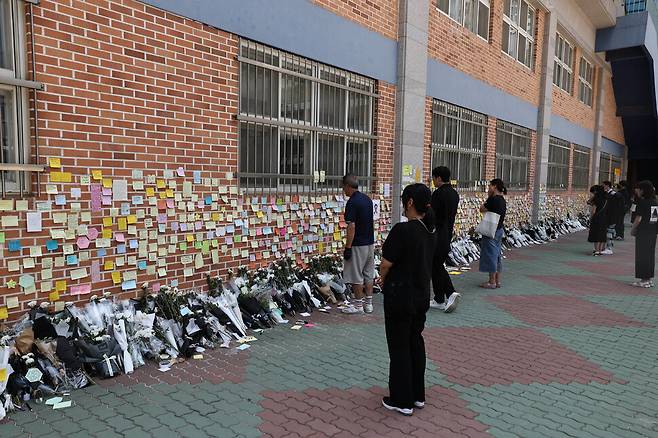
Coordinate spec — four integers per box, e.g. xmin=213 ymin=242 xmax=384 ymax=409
xmin=1 ymin=423 xmax=26 ymax=437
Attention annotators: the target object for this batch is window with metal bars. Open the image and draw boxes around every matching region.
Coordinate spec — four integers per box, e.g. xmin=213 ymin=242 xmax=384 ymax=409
xmin=502 ymin=0 xmax=536 ymax=69
xmin=547 ymin=137 xmax=570 ymax=190
xmin=495 ymin=120 xmax=530 ymax=190
xmin=0 ymin=0 xmax=35 ymax=196
xmin=554 ymin=33 xmax=574 ymax=93
xmin=599 ymin=152 xmax=612 ymax=183
xmin=578 ymin=58 xmax=594 ymax=107
xmin=238 ymin=40 xmax=375 ymax=193
xmin=430 ymin=100 xmax=486 ymax=190
xmin=572 ymin=145 xmax=590 ymax=189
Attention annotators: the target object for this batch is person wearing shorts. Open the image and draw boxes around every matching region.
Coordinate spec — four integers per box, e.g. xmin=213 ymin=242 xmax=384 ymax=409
xmin=341 ymin=174 xmax=375 ymax=314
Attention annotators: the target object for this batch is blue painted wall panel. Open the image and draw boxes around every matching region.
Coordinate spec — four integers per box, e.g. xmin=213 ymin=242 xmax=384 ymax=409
xmin=550 ymin=114 xmax=595 ymax=148
xmin=602 ymin=137 xmax=626 ymax=157
xmin=139 ymin=0 xmax=398 ymax=84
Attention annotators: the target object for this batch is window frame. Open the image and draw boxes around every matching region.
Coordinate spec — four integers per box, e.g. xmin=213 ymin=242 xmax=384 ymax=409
xmin=553 ymin=32 xmax=575 ymax=93
xmin=571 ymin=144 xmax=591 ymax=190
xmin=578 ymin=57 xmax=594 ymax=107
xmin=430 ymin=99 xmax=487 ymax=191
xmin=547 ymin=136 xmax=570 ymax=190
xmin=237 ymin=39 xmax=376 ymax=194
xmin=598 ymin=152 xmax=612 ymax=183
xmin=495 ymin=120 xmax=531 ymax=191
xmin=437 ymin=0 xmax=491 ymax=42
xmin=501 ymin=0 xmax=537 ymax=70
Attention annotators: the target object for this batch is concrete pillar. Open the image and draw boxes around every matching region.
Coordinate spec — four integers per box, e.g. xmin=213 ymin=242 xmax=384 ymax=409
xmin=391 ymin=0 xmax=430 ymax=224
xmin=591 ymin=67 xmax=607 ymax=186
xmin=531 ymin=9 xmax=557 ymax=223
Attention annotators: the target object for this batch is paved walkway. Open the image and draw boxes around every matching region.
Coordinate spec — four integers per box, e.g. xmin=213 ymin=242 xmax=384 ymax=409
xmin=4 ymin=231 xmax=658 ymax=437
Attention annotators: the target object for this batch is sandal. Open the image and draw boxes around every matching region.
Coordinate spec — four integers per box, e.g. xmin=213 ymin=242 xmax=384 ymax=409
xmin=479 ymin=283 xmax=497 ymax=289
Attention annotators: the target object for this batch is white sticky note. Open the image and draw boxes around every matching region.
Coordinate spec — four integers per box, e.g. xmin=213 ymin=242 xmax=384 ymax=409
xmin=113 ymin=179 xmax=128 ymax=201
xmin=26 ymin=212 xmax=43 ymax=232
xmin=1 ymin=216 xmax=19 ymax=227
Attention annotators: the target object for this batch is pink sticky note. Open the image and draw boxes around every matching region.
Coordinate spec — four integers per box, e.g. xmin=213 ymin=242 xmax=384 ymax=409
xmin=157 ymin=213 xmax=167 ymax=224
xmin=90 ymin=184 xmax=102 ymax=212
xmin=91 ymin=260 xmax=101 ymax=282
xmin=87 ymin=227 xmax=99 ymax=240
xmin=71 ymin=284 xmax=91 ymax=295
xmin=102 ymin=187 xmax=112 ymax=196
xmin=152 ymin=282 xmax=161 ymax=293
xmin=176 ymin=167 xmax=185 ymax=177
xmin=115 ymin=233 xmax=125 ymax=242
xmin=166 ymin=199 xmax=175 ymax=209
xmin=76 ymin=236 xmax=90 ymax=249
xmin=102 ymin=196 xmax=112 ymax=206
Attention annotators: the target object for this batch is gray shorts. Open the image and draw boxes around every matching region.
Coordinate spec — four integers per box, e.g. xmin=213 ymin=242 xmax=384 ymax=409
xmin=343 ymin=245 xmax=375 ymax=285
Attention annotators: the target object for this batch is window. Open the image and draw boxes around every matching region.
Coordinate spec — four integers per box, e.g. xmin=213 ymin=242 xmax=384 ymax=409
xmin=554 ymin=33 xmax=574 ymax=93
xmin=578 ymin=58 xmax=594 ymax=106
xmin=495 ymin=120 xmax=530 ymax=190
xmin=437 ymin=0 xmax=491 ymax=40
xmin=238 ymin=40 xmax=375 ymax=192
xmin=0 ymin=0 xmax=30 ymax=195
xmin=502 ymin=0 xmax=536 ymax=69
xmin=611 ymin=156 xmax=622 ymax=183
xmin=430 ymin=100 xmax=486 ymax=190
xmin=572 ymin=145 xmax=590 ymax=189
xmin=598 ymin=152 xmax=611 ymax=183
xmin=547 ymin=137 xmax=570 ymax=190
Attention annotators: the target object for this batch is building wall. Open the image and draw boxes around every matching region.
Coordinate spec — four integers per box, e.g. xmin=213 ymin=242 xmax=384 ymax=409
xmin=311 ymin=0 xmax=398 ymax=40
xmin=601 ymin=70 xmax=626 ymax=145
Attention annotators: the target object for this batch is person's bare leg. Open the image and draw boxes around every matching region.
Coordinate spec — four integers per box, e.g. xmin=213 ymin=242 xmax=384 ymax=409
xmin=489 ymin=273 xmax=496 ymax=285
xmin=495 ymin=272 xmax=501 ymax=288
xmin=352 ymin=284 xmax=365 ymax=300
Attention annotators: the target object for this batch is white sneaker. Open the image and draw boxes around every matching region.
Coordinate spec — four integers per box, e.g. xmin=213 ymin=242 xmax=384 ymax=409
xmin=382 ymin=397 xmax=413 ymax=416
xmin=444 ymin=293 xmax=461 ymax=313
xmin=363 ymin=302 xmax=374 ymax=314
xmin=414 ymin=401 xmax=425 ymax=409
xmin=600 ymin=249 xmax=613 ymax=255
xmin=429 ymin=300 xmax=446 ymax=310
xmin=631 ymin=281 xmax=652 ymax=288
xmin=341 ymin=305 xmax=364 ymax=314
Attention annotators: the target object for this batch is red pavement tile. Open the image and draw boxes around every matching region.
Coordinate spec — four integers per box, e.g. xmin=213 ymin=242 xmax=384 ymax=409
xmin=424 ymin=327 xmax=615 ymax=387
xmin=532 ymin=273 xmax=650 ymax=295
xmin=486 ymin=295 xmax=649 ymax=327
xmin=258 ymin=385 xmax=491 ymax=438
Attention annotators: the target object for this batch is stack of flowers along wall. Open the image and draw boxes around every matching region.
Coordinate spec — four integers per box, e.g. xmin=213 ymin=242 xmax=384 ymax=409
xmin=0 ymin=0 xmax=399 ymax=322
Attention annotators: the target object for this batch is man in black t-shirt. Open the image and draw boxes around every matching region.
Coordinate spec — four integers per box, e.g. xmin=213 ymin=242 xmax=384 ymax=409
xmin=429 ymin=167 xmax=461 ymax=313
xmin=341 ymin=174 xmax=375 ymax=314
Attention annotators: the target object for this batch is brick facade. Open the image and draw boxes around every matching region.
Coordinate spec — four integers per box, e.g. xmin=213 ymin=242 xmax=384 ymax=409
xmin=601 ymin=70 xmax=625 ymax=145
xmin=312 ymin=0 xmax=398 ymax=40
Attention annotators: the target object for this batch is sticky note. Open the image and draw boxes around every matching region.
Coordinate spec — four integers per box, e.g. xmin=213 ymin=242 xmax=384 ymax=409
xmin=1 ymin=216 xmax=19 ymax=227
xmin=55 ymin=280 xmax=67 ymax=292
xmin=49 ymin=157 xmax=61 ymax=168
xmin=0 ymin=307 xmax=8 ymax=320
xmin=111 ymin=272 xmax=121 ymax=284
xmin=27 ymin=212 xmax=42 ymax=232
xmin=8 ymin=240 xmax=21 ymax=252
xmin=70 ymin=284 xmax=91 ymax=295
xmin=46 ymin=240 xmax=58 ymax=251
xmin=103 ymin=217 xmax=113 ymax=227
xmin=0 ymin=232 xmax=4 ymax=243
xmin=48 ymin=291 xmax=60 ymax=302
xmin=0 ymin=200 xmax=13 ymax=211
xmin=5 ymin=297 xmax=19 ymax=309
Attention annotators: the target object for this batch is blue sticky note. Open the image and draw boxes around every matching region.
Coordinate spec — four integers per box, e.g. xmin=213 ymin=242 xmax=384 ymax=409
xmin=170 ymin=279 xmax=179 ymax=287
xmin=121 ymin=203 xmax=131 ymax=215
xmin=204 ymin=196 xmax=212 ymax=205
xmin=97 ymin=248 xmax=107 ymax=257
xmin=132 ymin=195 xmax=143 ymax=205
xmin=46 ymin=240 xmax=58 ymax=251
xmin=193 ymin=171 xmax=201 ymax=184
xmin=116 ymin=244 xmax=126 ymax=254
xmin=129 ymin=240 xmax=138 ymax=249
xmin=55 ymin=195 xmax=67 ymax=206
xmin=8 ymin=240 xmax=21 ymax=252
xmin=121 ymin=279 xmax=137 ymax=291
xmin=158 ymin=224 xmax=166 ymax=233
xmin=66 ymin=255 xmax=78 ymax=266
xmin=137 ymin=260 xmax=147 ymax=270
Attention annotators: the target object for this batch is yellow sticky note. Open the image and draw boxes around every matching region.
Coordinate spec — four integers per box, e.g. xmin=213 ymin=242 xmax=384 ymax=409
xmin=92 ymin=169 xmax=103 ymax=180
xmin=48 ymin=291 xmax=60 ymax=302
xmin=49 ymin=157 xmax=61 ymax=168
xmin=118 ymin=217 xmax=127 ymax=230
xmin=60 ymin=172 xmax=72 ymax=183
xmin=333 ymin=232 xmax=342 ymax=241
xmin=165 ymin=189 xmax=174 ymax=198
xmin=55 ymin=280 xmax=67 ymax=292
xmin=256 ymin=211 xmax=264 ymax=219
xmin=111 ymin=271 xmax=121 ymax=285
xmin=103 ymin=217 xmax=113 ymax=227
xmin=156 ymin=180 xmax=166 ymax=189
xmin=127 ymin=215 xmax=137 ymax=225
xmin=0 ymin=307 xmax=7 ymax=320
xmin=105 ymin=261 xmax=115 ymax=271
xmin=0 ymin=367 xmax=7 ymax=382
xmin=212 ymin=213 xmax=220 ymax=221
xmin=102 ymin=229 xmax=112 ymax=239
xmin=102 ymin=178 xmax=113 ymax=189
xmin=186 ymin=234 xmax=194 ymax=243
xmin=50 ymin=172 xmax=62 ymax=182
xmin=146 ymin=187 xmax=155 ymax=197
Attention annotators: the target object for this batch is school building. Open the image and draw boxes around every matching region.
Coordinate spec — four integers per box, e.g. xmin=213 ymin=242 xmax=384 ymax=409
xmin=0 ymin=0 xmax=656 ymax=318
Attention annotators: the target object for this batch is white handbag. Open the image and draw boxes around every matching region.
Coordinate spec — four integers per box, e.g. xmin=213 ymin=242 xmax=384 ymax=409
xmin=476 ymin=211 xmax=501 ymax=238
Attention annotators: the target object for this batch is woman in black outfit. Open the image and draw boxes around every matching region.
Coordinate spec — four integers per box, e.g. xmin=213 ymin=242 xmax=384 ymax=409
xmin=479 ymin=179 xmax=507 ymax=289
xmin=630 ymin=180 xmax=658 ymax=288
xmin=588 ymin=185 xmax=608 ymax=256
xmin=377 ymin=183 xmax=436 ymax=416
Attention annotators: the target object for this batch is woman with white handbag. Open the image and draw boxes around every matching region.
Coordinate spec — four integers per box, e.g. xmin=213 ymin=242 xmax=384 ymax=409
xmin=477 ymin=179 xmax=507 ymax=289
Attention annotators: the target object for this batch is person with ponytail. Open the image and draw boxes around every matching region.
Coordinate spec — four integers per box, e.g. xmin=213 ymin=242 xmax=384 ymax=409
xmin=377 ymin=183 xmax=436 ymax=416
xmin=478 ymin=178 xmax=507 ymax=289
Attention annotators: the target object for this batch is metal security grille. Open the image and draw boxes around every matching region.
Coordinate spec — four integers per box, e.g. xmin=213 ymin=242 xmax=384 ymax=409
xmin=495 ymin=120 xmax=530 ymax=190
xmin=238 ymin=40 xmax=376 ymax=194
xmin=547 ymin=136 xmax=570 ymax=190
xmin=599 ymin=152 xmax=612 ymax=183
xmin=572 ymin=145 xmax=590 ymax=189
xmin=431 ymin=100 xmax=486 ymax=190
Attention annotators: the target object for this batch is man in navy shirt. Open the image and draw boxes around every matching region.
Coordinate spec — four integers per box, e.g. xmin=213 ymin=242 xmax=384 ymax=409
xmin=341 ymin=174 xmax=375 ymax=314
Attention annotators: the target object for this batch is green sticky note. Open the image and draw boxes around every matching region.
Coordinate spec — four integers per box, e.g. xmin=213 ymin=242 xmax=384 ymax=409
xmin=194 ymin=241 xmax=202 ymax=250
xmin=179 ymin=242 xmax=187 ymax=251
xmin=234 ymin=235 xmax=242 ymax=243
xmin=201 ymin=241 xmax=210 ymax=255
xmin=0 ymin=232 xmax=5 ymax=243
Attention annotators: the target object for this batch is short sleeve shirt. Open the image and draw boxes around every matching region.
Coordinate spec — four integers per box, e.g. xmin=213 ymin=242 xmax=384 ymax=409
xmin=484 ymin=195 xmax=507 ymax=229
xmin=344 ymin=191 xmax=374 ymax=246
xmin=636 ymin=198 xmax=658 ymax=233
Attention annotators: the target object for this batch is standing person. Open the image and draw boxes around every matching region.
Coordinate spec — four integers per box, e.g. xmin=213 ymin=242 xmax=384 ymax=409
xmin=429 ymin=166 xmax=461 ymax=313
xmin=478 ymin=179 xmax=507 ymax=289
xmin=378 ymin=183 xmax=436 ymax=416
xmin=602 ymin=181 xmax=622 ymax=253
xmin=616 ymin=180 xmax=632 ymax=239
xmin=630 ymin=180 xmax=658 ymax=288
xmin=588 ymin=185 xmax=608 ymax=256
xmin=341 ymin=174 xmax=375 ymax=314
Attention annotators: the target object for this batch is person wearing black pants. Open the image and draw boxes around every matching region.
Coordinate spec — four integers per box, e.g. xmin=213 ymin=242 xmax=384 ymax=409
xmin=378 ymin=184 xmax=436 ymax=416
xmin=430 ymin=166 xmax=461 ymax=313
xmin=616 ymin=180 xmax=632 ymax=239
xmin=630 ymin=180 xmax=658 ymax=288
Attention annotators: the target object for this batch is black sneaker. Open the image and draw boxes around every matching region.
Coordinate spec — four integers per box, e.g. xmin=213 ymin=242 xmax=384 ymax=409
xmin=382 ymin=397 xmax=413 ymax=416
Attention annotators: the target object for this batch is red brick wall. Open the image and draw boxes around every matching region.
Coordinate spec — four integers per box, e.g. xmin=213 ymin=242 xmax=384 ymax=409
xmin=601 ymin=70 xmax=625 ymax=145
xmin=312 ymin=0 xmax=398 ymax=40
xmin=427 ymin=0 xmax=545 ymax=107
xmin=551 ymin=47 xmax=596 ymax=132
xmin=0 ymin=0 xmax=397 ymax=321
